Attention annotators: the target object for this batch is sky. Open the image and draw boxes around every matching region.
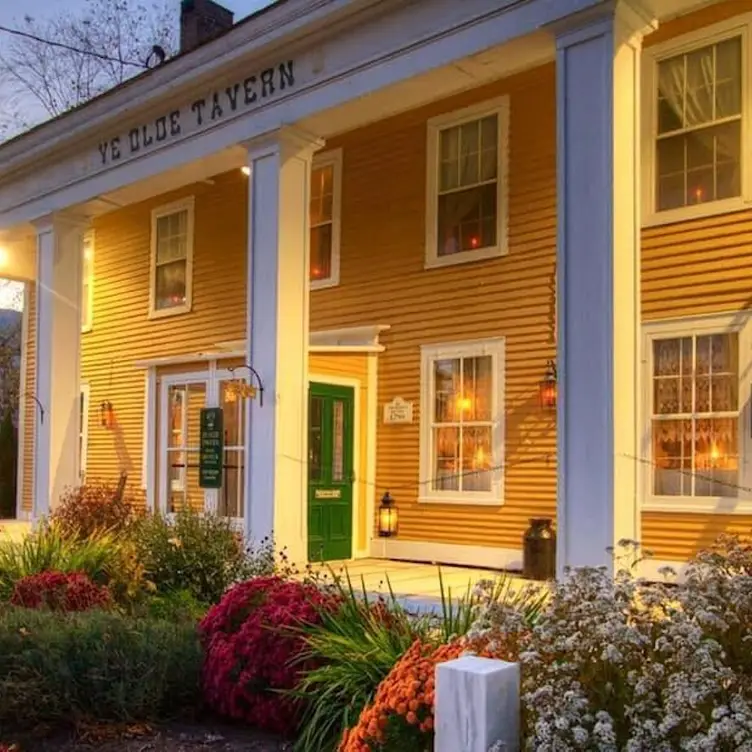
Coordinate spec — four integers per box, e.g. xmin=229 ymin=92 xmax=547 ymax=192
xmin=0 ymin=0 xmax=271 ymax=310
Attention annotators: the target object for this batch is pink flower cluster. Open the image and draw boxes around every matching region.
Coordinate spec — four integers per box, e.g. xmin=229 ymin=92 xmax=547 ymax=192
xmin=199 ymin=576 xmax=334 ymax=734
xmin=10 ymin=571 xmax=111 ymax=612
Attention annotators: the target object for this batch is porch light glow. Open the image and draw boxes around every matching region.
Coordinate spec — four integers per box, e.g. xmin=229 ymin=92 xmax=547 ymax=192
xmin=539 ymin=360 xmax=557 ymax=410
xmin=378 ymin=491 xmax=398 ymax=538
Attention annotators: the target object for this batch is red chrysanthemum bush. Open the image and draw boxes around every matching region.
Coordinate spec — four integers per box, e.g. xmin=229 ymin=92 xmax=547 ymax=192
xmin=199 ymin=575 xmax=335 ymax=734
xmin=339 ymin=639 xmax=480 ymax=752
xmin=10 ymin=571 xmax=111 ymax=612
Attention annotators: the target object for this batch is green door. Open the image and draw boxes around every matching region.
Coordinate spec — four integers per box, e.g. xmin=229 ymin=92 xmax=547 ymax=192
xmin=308 ymin=383 xmax=355 ymax=562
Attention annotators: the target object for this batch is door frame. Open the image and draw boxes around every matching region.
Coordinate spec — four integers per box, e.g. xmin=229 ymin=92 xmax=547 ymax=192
xmin=308 ymin=373 xmax=363 ymax=559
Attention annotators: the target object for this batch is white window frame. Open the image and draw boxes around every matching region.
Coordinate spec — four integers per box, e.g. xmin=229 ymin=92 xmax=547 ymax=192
xmin=425 ymin=96 xmax=509 ymax=269
xmin=310 ymin=148 xmax=343 ymax=290
xmin=148 ymin=196 xmax=195 ymax=318
xmin=641 ymin=312 xmax=752 ymax=515
xmin=82 ymin=230 xmax=94 ymax=333
xmin=642 ymin=14 xmax=752 ymax=227
xmin=419 ymin=338 xmax=505 ymax=505
xmin=79 ymin=383 xmax=90 ymax=483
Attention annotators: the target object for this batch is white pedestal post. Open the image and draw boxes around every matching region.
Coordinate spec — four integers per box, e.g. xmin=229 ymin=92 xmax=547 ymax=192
xmin=32 ymin=214 xmax=85 ymax=518
xmin=555 ymin=3 xmax=655 ymax=575
xmin=244 ymin=128 xmax=323 ymax=564
xmin=435 ymin=656 xmax=520 ymax=752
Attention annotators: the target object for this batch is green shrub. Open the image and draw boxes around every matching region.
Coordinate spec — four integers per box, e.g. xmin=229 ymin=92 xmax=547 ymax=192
xmin=0 ymin=524 xmax=123 ymax=600
xmin=142 ymin=588 xmax=208 ymax=622
xmin=131 ymin=508 xmax=273 ymax=604
xmin=0 ymin=605 xmax=201 ymax=728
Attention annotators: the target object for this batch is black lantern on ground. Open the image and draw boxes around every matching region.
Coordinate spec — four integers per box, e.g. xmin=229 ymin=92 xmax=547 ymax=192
xmin=539 ymin=360 xmax=557 ymax=410
xmin=378 ymin=492 xmax=398 ymax=537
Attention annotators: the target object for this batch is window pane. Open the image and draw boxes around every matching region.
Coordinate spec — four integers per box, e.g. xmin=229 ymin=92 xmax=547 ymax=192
xmin=434 ymin=359 xmax=459 ymax=423
xmin=684 ymin=45 xmax=714 ymax=127
xmin=220 ymin=381 xmax=245 ymax=447
xmin=309 ymin=396 xmax=323 ymax=482
xmin=694 ymin=417 xmax=738 ymax=497
xmin=218 ymin=449 xmax=244 ymax=518
xmin=185 ymin=383 xmax=206 ymax=448
xmin=715 ymin=37 xmax=742 ymax=119
xmin=310 ymin=165 xmax=334 ymax=226
xmin=332 ymin=399 xmax=345 ymax=482
xmin=462 ymin=426 xmax=492 ymax=492
xmin=462 ymin=356 xmax=492 ymax=421
xmin=169 ymin=388 xmax=184 ymax=449
xmin=310 ymin=224 xmax=332 ymax=282
xmin=433 ymin=427 xmax=459 ymax=491
xmin=437 ymin=184 xmax=497 ymax=256
xmin=653 ymin=419 xmax=692 ymax=496
xmin=155 ymin=260 xmax=187 ymax=310
xmin=657 ymin=55 xmax=685 ymax=134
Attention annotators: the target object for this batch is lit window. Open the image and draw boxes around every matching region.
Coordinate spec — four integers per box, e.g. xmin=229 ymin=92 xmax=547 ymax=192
xmin=425 ymin=99 xmax=508 ymax=268
xmin=81 ymin=232 xmax=93 ymax=332
xmin=651 ymin=332 xmax=739 ymax=498
xmin=420 ymin=339 xmax=505 ymax=504
xmin=653 ymin=35 xmax=743 ymax=213
xmin=310 ymin=150 xmax=342 ymax=289
xmin=150 ymin=197 xmax=194 ymax=317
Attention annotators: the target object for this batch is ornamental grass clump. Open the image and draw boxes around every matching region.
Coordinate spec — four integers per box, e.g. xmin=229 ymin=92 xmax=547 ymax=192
xmin=199 ymin=575 xmax=335 ymax=734
xmin=510 ymin=537 xmax=752 ymax=751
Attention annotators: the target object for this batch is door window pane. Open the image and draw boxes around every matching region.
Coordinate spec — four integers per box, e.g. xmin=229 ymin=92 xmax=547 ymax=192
xmin=309 ymin=396 xmax=324 ymax=482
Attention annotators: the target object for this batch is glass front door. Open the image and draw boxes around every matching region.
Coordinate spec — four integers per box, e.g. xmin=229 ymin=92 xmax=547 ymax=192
xmin=308 ymin=382 xmax=355 ymax=561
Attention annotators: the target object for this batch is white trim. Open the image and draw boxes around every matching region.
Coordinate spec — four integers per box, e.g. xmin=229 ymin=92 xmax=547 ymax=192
xmin=143 ymin=367 xmax=157 ymax=505
xmin=310 ymin=324 xmax=391 ymax=348
xmin=15 ymin=282 xmax=29 ymax=519
xmin=642 ymin=14 xmax=752 ymax=227
xmin=640 ymin=311 xmax=752 ymax=515
xmin=148 ymin=196 xmax=195 ymax=319
xmin=310 ymin=148 xmax=343 ymax=290
xmin=311 ymin=345 xmax=384 ymax=353
xmin=371 ymin=538 xmax=522 ymax=571
xmin=81 ymin=229 xmax=94 ymax=333
xmin=424 ymin=96 xmax=509 ymax=269
xmin=309 ymin=372 xmax=362 ymax=561
xmin=365 ymin=353 xmax=378 ymax=555
xmin=79 ymin=382 xmax=90 ymax=481
xmin=419 ymin=337 xmax=505 ymax=506
xmin=133 ymin=350 xmax=245 ymax=369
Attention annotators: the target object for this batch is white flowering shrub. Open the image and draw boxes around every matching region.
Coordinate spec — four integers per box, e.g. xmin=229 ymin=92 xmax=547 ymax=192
xmin=467 ymin=537 xmax=752 ymax=751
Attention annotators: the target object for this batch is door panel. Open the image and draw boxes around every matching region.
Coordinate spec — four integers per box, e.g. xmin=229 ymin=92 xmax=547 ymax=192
xmin=308 ymin=383 xmax=355 ymax=562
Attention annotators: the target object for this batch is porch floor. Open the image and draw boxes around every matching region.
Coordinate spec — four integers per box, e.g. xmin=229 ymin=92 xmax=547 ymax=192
xmin=306 ymin=557 xmax=530 ymax=611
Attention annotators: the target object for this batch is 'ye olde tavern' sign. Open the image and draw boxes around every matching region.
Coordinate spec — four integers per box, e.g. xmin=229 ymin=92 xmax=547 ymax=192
xmin=199 ymin=407 xmax=224 ymax=489
xmin=97 ymin=59 xmax=296 ymax=167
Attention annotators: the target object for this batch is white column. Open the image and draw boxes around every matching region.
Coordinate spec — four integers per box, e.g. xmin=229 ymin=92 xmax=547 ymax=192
xmin=32 ymin=214 xmax=85 ymax=518
xmin=555 ymin=3 xmax=655 ymax=574
xmin=245 ymin=128 xmax=323 ymax=563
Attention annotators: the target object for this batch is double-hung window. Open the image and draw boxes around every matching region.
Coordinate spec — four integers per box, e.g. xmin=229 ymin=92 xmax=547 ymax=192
xmin=149 ymin=197 xmax=194 ymax=317
xmin=644 ymin=315 xmax=752 ymax=513
xmin=420 ymin=339 xmax=505 ymax=504
xmin=425 ymin=98 xmax=509 ymax=268
xmin=310 ymin=149 xmax=342 ymax=289
xmin=646 ymin=20 xmax=748 ymax=223
xmin=81 ymin=231 xmax=94 ymax=332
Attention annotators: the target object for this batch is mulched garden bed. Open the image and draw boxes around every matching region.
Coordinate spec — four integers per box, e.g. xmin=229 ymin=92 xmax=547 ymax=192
xmin=6 ymin=721 xmax=293 ymax=752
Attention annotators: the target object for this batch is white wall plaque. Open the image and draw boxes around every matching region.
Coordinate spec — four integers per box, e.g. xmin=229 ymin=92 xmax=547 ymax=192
xmin=383 ymin=397 xmax=414 ymax=424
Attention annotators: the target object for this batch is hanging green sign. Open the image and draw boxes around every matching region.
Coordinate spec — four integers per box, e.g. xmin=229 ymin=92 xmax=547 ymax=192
xmin=199 ymin=407 xmax=224 ymax=489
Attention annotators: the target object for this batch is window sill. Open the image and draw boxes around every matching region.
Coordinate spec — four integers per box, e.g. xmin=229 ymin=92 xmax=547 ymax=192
xmin=148 ymin=304 xmax=192 ymax=320
xmin=311 ymin=277 xmax=339 ymax=291
xmin=424 ymin=244 xmax=506 ymax=270
xmin=643 ymin=497 xmax=752 ymax=516
xmin=418 ymin=494 xmax=503 ymax=507
xmin=643 ymin=196 xmax=750 ymax=228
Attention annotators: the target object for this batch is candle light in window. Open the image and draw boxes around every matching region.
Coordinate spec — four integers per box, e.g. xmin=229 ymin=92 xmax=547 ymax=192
xmin=473 ymin=445 xmax=488 ymax=469
xmin=470 ymin=236 xmax=479 ymax=248
xmin=311 ymin=266 xmax=322 ymax=279
xmin=457 ymin=395 xmax=472 ymax=412
xmin=692 ymin=186 xmax=704 ymax=203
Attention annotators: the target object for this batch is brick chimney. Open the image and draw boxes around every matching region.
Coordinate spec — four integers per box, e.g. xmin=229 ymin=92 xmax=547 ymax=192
xmin=180 ymin=0 xmax=234 ymax=53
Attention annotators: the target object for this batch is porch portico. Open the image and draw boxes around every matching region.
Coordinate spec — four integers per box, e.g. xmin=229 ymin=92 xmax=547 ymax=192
xmin=0 ymin=0 xmax=715 ymax=575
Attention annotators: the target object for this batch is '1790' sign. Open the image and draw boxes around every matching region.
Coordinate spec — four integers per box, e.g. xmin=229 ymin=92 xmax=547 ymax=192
xmin=97 ymin=59 xmax=296 ymax=167
xmin=199 ymin=407 xmax=224 ymax=489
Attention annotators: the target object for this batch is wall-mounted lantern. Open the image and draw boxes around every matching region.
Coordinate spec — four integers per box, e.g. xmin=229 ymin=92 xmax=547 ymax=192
xmin=378 ymin=491 xmax=398 ymax=538
xmin=100 ymin=400 xmax=115 ymax=429
xmin=539 ymin=360 xmax=557 ymax=411
xmin=226 ymin=364 xmax=265 ymax=406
